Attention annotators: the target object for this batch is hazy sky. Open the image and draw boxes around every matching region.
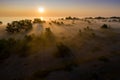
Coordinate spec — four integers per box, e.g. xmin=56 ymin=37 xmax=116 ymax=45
xmin=0 ymin=0 xmax=120 ymax=17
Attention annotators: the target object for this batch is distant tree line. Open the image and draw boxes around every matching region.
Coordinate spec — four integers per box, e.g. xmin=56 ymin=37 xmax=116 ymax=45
xmin=65 ymin=16 xmax=80 ymax=20
xmin=85 ymin=16 xmax=120 ymax=19
xmin=33 ymin=18 xmax=46 ymax=23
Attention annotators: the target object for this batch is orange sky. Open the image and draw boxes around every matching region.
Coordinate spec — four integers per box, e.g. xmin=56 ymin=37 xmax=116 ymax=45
xmin=0 ymin=0 xmax=120 ymax=17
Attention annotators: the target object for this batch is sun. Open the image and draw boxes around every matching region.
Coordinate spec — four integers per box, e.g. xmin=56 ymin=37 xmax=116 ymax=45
xmin=38 ymin=7 xmax=45 ymax=13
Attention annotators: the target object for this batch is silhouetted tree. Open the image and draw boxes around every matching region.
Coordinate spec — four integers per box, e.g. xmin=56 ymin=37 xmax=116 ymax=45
xmin=6 ymin=19 xmax=32 ymax=33
xmin=66 ymin=16 xmax=80 ymax=20
xmin=0 ymin=21 xmax=2 ymax=24
xmin=95 ymin=16 xmax=106 ymax=19
xmin=101 ymin=24 xmax=108 ymax=29
xmin=33 ymin=18 xmax=46 ymax=24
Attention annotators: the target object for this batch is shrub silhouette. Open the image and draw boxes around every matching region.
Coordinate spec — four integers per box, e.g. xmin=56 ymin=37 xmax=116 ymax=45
xmin=66 ymin=16 xmax=80 ymax=20
xmin=55 ymin=43 xmax=72 ymax=58
xmin=6 ymin=19 xmax=32 ymax=33
xmin=0 ymin=36 xmax=33 ymax=59
xmin=95 ymin=16 xmax=106 ymax=19
xmin=0 ymin=39 xmax=10 ymax=62
xmin=0 ymin=21 xmax=2 ymax=24
xmin=33 ymin=18 xmax=46 ymax=23
xmin=24 ymin=35 xmax=33 ymax=42
xmin=0 ymin=38 xmax=17 ymax=62
xmin=44 ymin=27 xmax=55 ymax=41
xmin=101 ymin=24 xmax=108 ymax=29
xmin=49 ymin=22 xmax=52 ymax=25
xmin=66 ymin=16 xmax=72 ymax=20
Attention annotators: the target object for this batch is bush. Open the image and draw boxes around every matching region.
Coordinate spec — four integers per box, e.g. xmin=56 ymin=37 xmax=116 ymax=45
xmin=49 ymin=22 xmax=52 ymax=25
xmin=101 ymin=24 xmax=108 ymax=29
xmin=94 ymin=17 xmax=106 ymax=19
xmin=24 ymin=35 xmax=33 ymax=42
xmin=6 ymin=19 xmax=32 ymax=33
xmin=18 ymin=44 xmax=30 ymax=57
xmin=0 ymin=39 xmax=9 ymax=61
xmin=33 ymin=18 xmax=46 ymax=24
xmin=61 ymin=22 xmax=64 ymax=24
xmin=0 ymin=38 xmax=17 ymax=62
xmin=45 ymin=27 xmax=51 ymax=32
xmin=66 ymin=16 xmax=80 ymax=20
xmin=0 ymin=21 xmax=2 ymax=24
xmin=55 ymin=43 xmax=72 ymax=58
xmin=44 ymin=27 xmax=55 ymax=41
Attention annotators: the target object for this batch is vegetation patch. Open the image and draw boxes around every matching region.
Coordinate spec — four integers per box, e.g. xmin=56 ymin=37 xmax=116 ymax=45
xmin=101 ymin=24 xmax=109 ymax=29
xmin=33 ymin=18 xmax=46 ymax=23
xmin=6 ymin=19 xmax=32 ymax=33
xmin=0 ymin=21 xmax=2 ymax=25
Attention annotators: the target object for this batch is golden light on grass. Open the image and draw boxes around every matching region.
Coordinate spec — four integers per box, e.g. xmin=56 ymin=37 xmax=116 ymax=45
xmin=38 ymin=7 xmax=45 ymax=13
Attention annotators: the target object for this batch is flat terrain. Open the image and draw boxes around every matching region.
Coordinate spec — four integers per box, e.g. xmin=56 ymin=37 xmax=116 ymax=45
xmin=0 ymin=18 xmax=120 ymax=80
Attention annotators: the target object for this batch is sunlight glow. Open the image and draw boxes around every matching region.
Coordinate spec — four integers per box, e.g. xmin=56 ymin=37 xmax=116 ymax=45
xmin=38 ymin=7 xmax=45 ymax=13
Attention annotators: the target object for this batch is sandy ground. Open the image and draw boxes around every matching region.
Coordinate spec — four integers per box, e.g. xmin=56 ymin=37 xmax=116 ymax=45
xmin=0 ymin=19 xmax=120 ymax=80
